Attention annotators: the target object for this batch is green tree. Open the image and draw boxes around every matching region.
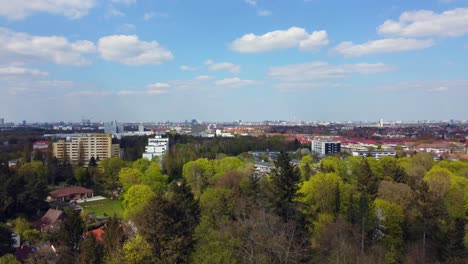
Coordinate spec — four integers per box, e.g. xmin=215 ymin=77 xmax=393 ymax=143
xmin=122 ymin=184 xmax=155 ymax=220
xmin=56 ymin=209 xmax=84 ymax=262
xmin=182 ymin=158 xmax=214 ymax=198
xmin=297 ymin=172 xmax=343 ymax=217
xmin=123 ymin=235 xmax=153 ymax=264
xmin=102 ymin=217 xmax=126 ymax=263
xmin=0 ymin=224 xmax=13 ymax=255
xmin=0 ymin=254 xmax=20 ymax=264
xmin=270 ymin=152 xmax=301 ymax=220
xmin=14 ymin=217 xmax=31 ymax=237
xmin=374 ymin=199 xmax=404 ymax=263
xmin=118 ymin=168 xmax=144 ymax=191
xmin=135 ymin=182 xmax=200 ymax=263
xmin=17 ymin=161 xmax=47 ymax=183
xmin=78 ymin=233 xmax=103 ymax=264
xmin=298 ymin=155 xmax=315 ymax=181
xmin=99 ymin=157 xmax=128 ymax=191
xmin=132 ymin=158 xmax=151 ymax=173
xmin=143 ymin=162 xmax=169 ymax=193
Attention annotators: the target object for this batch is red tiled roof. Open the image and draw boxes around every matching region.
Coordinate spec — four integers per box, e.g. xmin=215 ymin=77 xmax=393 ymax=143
xmin=87 ymin=227 xmax=105 ymax=242
xmin=49 ymin=187 xmax=94 ymax=198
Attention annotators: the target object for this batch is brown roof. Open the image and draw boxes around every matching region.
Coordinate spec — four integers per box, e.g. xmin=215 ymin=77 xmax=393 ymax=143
xmin=40 ymin=209 xmax=64 ymax=225
xmin=49 ymin=187 xmax=94 ymax=198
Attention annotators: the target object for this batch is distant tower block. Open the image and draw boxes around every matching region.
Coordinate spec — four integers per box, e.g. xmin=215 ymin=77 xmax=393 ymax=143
xmin=379 ymin=118 xmax=384 ymax=127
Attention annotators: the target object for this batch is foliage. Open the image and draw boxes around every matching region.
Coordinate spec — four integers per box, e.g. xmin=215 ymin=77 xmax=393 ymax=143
xmin=122 ymin=184 xmax=155 ymax=220
xmin=123 ymin=235 xmax=153 ymax=264
xmin=78 ymin=233 xmax=103 ymax=264
xmin=0 ymin=254 xmax=20 ymax=264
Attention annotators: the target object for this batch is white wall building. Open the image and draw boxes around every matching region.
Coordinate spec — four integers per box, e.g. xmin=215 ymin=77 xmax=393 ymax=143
xmin=142 ymin=135 xmax=169 ymax=160
xmin=311 ymin=140 xmax=341 ymax=157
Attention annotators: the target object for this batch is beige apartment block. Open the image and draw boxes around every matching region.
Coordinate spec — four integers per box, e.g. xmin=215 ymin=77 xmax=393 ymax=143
xmin=53 ymin=134 xmax=120 ymax=165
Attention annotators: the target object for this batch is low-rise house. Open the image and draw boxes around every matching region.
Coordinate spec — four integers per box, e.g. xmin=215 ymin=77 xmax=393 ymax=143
xmin=48 ymin=187 xmax=94 ymax=202
xmin=36 ymin=209 xmax=64 ymax=232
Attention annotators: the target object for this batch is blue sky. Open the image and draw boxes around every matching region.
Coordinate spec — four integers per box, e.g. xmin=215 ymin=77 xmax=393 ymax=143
xmin=0 ymin=0 xmax=467 ymax=122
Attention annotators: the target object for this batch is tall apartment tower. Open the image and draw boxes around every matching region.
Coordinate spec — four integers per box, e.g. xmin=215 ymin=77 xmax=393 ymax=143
xmin=0 ymin=118 xmax=4 ymax=125
xmin=53 ymin=134 xmax=120 ymax=166
xmin=311 ymin=140 xmax=341 ymax=157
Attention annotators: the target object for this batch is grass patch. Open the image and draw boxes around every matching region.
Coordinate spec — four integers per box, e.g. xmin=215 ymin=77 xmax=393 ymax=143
xmin=81 ymin=199 xmax=123 ymax=218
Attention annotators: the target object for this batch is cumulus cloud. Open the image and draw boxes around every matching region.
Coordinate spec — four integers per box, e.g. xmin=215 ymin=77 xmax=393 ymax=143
xmin=268 ymin=62 xmax=394 ymax=82
xmin=0 ymin=27 xmax=96 ymax=66
xmin=205 ymin=60 xmax=241 ymax=74
xmin=0 ymin=0 xmax=96 ymax=20
xmin=333 ymin=38 xmax=434 ymax=56
xmin=230 ymin=27 xmax=329 ymax=53
xmin=215 ymin=77 xmax=255 ymax=87
xmin=98 ymin=35 xmax=173 ymax=65
xmin=378 ymin=8 xmax=468 ymax=37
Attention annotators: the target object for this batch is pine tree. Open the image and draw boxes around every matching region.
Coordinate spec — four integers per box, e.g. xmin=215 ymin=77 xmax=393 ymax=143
xmin=136 ymin=182 xmax=200 ymax=263
xmin=270 ymin=151 xmax=301 ymax=221
xmin=78 ymin=233 xmax=103 ymax=264
xmin=102 ymin=216 xmax=126 ymax=262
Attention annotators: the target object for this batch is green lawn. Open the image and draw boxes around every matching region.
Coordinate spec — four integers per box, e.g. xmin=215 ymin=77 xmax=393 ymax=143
xmin=81 ymin=199 xmax=123 ymax=218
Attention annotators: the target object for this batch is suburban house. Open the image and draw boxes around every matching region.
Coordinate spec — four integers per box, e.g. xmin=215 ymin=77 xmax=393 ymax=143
xmin=48 ymin=187 xmax=94 ymax=202
xmin=36 ymin=209 xmax=64 ymax=232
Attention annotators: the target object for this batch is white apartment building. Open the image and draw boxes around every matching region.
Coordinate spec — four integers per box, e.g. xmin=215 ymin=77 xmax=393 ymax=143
xmin=311 ymin=140 xmax=341 ymax=157
xmin=142 ymin=135 xmax=169 ymax=160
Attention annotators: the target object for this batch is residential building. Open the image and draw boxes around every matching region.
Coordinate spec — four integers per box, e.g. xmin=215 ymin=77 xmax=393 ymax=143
xmin=53 ymin=134 xmax=120 ymax=165
xmin=142 ymin=135 xmax=169 ymax=160
xmin=311 ymin=140 xmax=341 ymax=157
xmin=352 ymin=151 xmax=396 ymax=159
xmin=0 ymin=118 xmax=3 ymax=125
xmin=104 ymin=120 xmax=124 ymax=135
xmin=48 ymin=187 xmax=94 ymax=202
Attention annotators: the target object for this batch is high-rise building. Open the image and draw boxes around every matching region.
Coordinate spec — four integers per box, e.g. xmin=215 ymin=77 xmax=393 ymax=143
xmin=0 ymin=118 xmax=4 ymax=125
xmin=104 ymin=120 xmax=124 ymax=134
xmin=53 ymin=134 xmax=120 ymax=165
xmin=311 ymin=140 xmax=341 ymax=157
xmin=142 ymin=135 xmax=169 ymax=160
xmin=138 ymin=124 xmax=145 ymax=132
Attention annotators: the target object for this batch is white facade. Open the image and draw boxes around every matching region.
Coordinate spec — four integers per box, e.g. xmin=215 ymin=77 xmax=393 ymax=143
xmin=142 ymin=135 xmax=169 ymax=160
xmin=311 ymin=140 xmax=341 ymax=156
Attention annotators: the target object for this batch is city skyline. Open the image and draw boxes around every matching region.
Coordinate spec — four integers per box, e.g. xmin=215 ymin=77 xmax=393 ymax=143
xmin=0 ymin=0 xmax=467 ymax=121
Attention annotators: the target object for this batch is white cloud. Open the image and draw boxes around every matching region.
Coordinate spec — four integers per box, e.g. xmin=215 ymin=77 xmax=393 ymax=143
xmin=429 ymin=86 xmax=449 ymax=92
xmin=143 ymin=12 xmax=168 ymax=21
xmin=230 ymin=27 xmax=329 ymax=53
xmin=98 ymin=35 xmax=173 ymax=65
xmin=378 ymin=8 xmax=468 ymax=37
xmin=0 ymin=0 xmax=96 ymax=20
xmin=146 ymin=82 xmax=170 ymax=89
xmin=180 ymin=65 xmax=197 ymax=71
xmin=258 ymin=10 xmax=272 ymax=16
xmin=106 ymin=6 xmax=125 ymax=18
xmin=111 ymin=0 xmax=136 ymax=5
xmin=205 ymin=60 xmax=241 ymax=74
xmin=193 ymin=75 xmax=214 ymax=81
xmin=0 ymin=66 xmax=48 ymax=77
xmin=268 ymin=62 xmax=394 ymax=82
xmin=244 ymin=0 xmax=257 ymax=6
xmin=215 ymin=78 xmax=255 ymax=87
xmin=333 ymin=38 xmax=434 ymax=56
xmin=117 ymin=23 xmax=136 ymax=32
xmin=0 ymin=27 xmax=96 ymax=66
